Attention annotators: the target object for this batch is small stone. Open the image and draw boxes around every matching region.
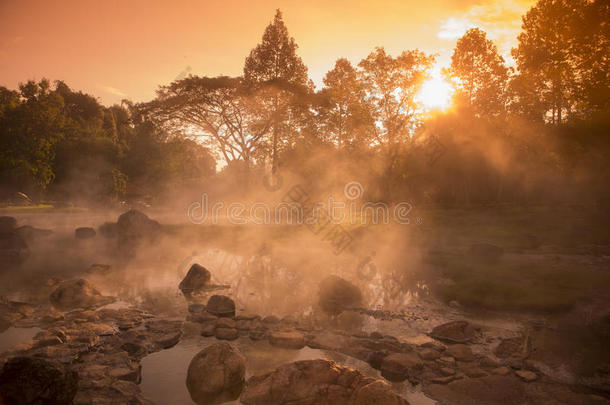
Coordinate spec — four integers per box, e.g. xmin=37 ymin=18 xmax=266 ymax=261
xmin=216 ymin=318 xmax=236 ymax=329
xmin=268 ymin=331 xmax=305 ymax=349
xmin=440 ymin=367 xmax=455 ymax=376
xmin=438 ymin=356 xmax=456 ymax=366
xmin=479 ymin=356 xmax=501 ymax=368
xmin=215 ymin=327 xmax=238 ymax=341
xmin=155 ymin=331 xmax=182 ymax=349
xmin=515 ymin=370 xmax=538 ymax=382
xmin=75 ymin=227 xmax=96 ymax=239
xmin=491 ymin=366 xmax=511 ymax=376
xmin=418 ymin=348 xmax=441 ymax=361
xmin=207 ymin=295 xmax=235 ymax=318
xmin=446 ymin=344 xmax=475 ymax=362
xmin=462 ymin=367 xmax=487 ymax=378
xmin=430 ymin=375 xmax=457 ymax=384
xmin=201 ymin=324 xmax=216 ymax=337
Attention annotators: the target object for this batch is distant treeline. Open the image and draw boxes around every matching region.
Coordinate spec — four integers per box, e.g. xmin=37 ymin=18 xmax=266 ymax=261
xmin=1 ymin=0 xmax=608 ymax=206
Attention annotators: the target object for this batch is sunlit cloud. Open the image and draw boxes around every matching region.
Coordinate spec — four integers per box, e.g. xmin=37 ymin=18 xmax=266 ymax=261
xmin=100 ymin=85 xmax=128 ymax=98
xmin=437 ymin=0 xmax=534 ymax=61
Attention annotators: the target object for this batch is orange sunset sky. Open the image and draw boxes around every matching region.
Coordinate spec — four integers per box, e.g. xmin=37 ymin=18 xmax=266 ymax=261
xmin=0 ymin=0 xmax=534 ymax=105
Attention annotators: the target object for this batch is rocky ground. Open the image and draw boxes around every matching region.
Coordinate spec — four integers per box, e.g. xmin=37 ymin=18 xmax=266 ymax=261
xmin=1 ymin=287 xmax=609 ymax=404
xmin=1 ymin=210 xmax=609 ymax=404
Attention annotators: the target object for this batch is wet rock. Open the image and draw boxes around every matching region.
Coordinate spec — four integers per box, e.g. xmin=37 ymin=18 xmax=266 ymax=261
xmin=75 ymin=227 xmax=96 ymax=239
xmin=235 ymin=319 xmax=252 ymax=331
xmin=515 ymin=369 xmax=538 ymax=382
xmin=179 ymin=264 xmax=212 ymax=296
xmin=446 ymin=344 xmax=475 ymax=362
xmin=440 ymin=367 xmax=456 ymax=376
xmin=0 ymin=230 xmax=28 ymax=267
xmin=494 ymin=335 xmax=531 ymax=359
xmin=430 ymin=375 xmax=458 ymax=384
xmin=470 ymin=243 xmax=504 ymax=263
xmin=117 ymin=209 xmax=161 ymax=258
xmin=430 ymin=320 xmax=476 ymax=344
xmin=319 ymin=276 xmax=363 ymax=315
xmin=479 ymin=356 xmax=501 ymax=368
xmin=380 ymin=352 xmax=424 ymax=383
xmin=462 ymin=366 xmax=487 ymax=378
xmin=418 ymin=348 xmax=441 ymax=361
xmin=154 ymin=330 xmax=182 ymax=349
xmin=15 ymin=225 xmax=53 ymax=241
xmin=49 ymin=279 xmax=113 ymax=310
xmin=215 ymin=327 xmax=238 ymax=341
xmin=241 ymin=359 xmax=406 ymax=405
xmin=206 ymin=295 xmax=235 ymax=318
xmin=262 ymin=315 xmax=279 ymax=325
xmin=353 ymin=380 xmax=408 ymax=405
xmin=437 ymin=356 xmax=456 ymax=366
xmin=491 ymin=366 xmax=511 ymax=376
xmin=186 ymin=342 xmax=245 ymax=405
xmin=269 ymin=331 xmax=306 ymax=349
xmin=0 ymin=356 xmax=78 ymax=404
xmin=248 ymin=328 xmax=267 ymax=340
xmin=216 ymin=317 xmax=236 ymax=329
xmin=201 ymin=324 xmax=216 ymax=337
xmin=121 ymin=342 xmax=147 ymax=358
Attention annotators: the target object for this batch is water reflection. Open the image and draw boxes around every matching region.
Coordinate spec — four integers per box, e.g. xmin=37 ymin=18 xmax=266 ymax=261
xmin=0 ymin=327 xmax=42 ymax=354
xmin=140 ymin=335 xmax=436 ymax=405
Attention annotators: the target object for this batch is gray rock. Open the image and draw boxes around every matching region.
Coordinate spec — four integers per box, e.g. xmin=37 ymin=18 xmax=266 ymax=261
xmin=207 ymin=295 xmax=235 ymax=318
xmin=186 ymin=343 xmax=245 ymax=404
xmin=318 ymin=275 xmax=363 ymax=315
xmin=268 ymin=331 xmax=305 ymax=349
xmin=179 ymin=264 xmax=212 ymax=296
xmin=430 ymin=321 xmax=476 ymax=344
xmin=75 ymin=227 xmax=96 ymax=239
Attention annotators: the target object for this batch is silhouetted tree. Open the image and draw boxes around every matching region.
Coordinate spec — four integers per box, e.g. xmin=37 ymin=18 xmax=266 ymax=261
xmin=447 ymin=28 xmax=509 ymax=117
xmin=243 ymin=9 xmax=313 ymax=174
xmin=317 ymin=58 xmax=371 ymax=147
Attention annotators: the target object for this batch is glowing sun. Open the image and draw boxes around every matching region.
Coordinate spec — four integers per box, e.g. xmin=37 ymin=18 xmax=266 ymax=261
xmin=417 ymin=69 xmax=454 ymax=111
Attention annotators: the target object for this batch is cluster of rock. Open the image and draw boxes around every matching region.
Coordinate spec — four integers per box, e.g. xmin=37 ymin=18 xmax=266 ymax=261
xmin=0 ymin=295 xmax=184 ymax=404
xmin=241 ymin=358 xmax=407 ymax=405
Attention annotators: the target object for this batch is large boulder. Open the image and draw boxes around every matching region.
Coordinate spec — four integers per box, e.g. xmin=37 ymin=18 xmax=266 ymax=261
xmin=0 ymin=356 xmax=78 ymax=405
xmin=179 ymin=264 xmax=212 ymax=296
xmin=430 ymin=321 xmax=476 ymax=344
xmin=0 ymin=229 xmax=28 ymax=267
xmin=380 ymin=352 xmax=424 ymax=383
xmin=241 ymin=359 xmax=407 ymax=405
xmin=74 ymin=227 xmax=96 ymax=239
xmin=116 ymin=209 xmax=160 ymax=257
xmin=186 ymin=342 xmax=246 ymax=405
xmin=14 ymin=225 xmax=53 ymax=241
xmin=319 ymin=276 xmax=363 ymax=315
xmin=206 ymin=295 xmax=235 ymax=318
xmin=49 ymin=279 xmax=113 ymax=310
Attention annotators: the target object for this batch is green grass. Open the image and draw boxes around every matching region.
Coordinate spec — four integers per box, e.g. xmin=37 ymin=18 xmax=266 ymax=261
xmin=417 ymin=204 xmax=610 ymax=250
xmin=0 ymin=204 xmax=87 ymax=213
xmin=435 ymin=260 xmax=610 ymax=313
